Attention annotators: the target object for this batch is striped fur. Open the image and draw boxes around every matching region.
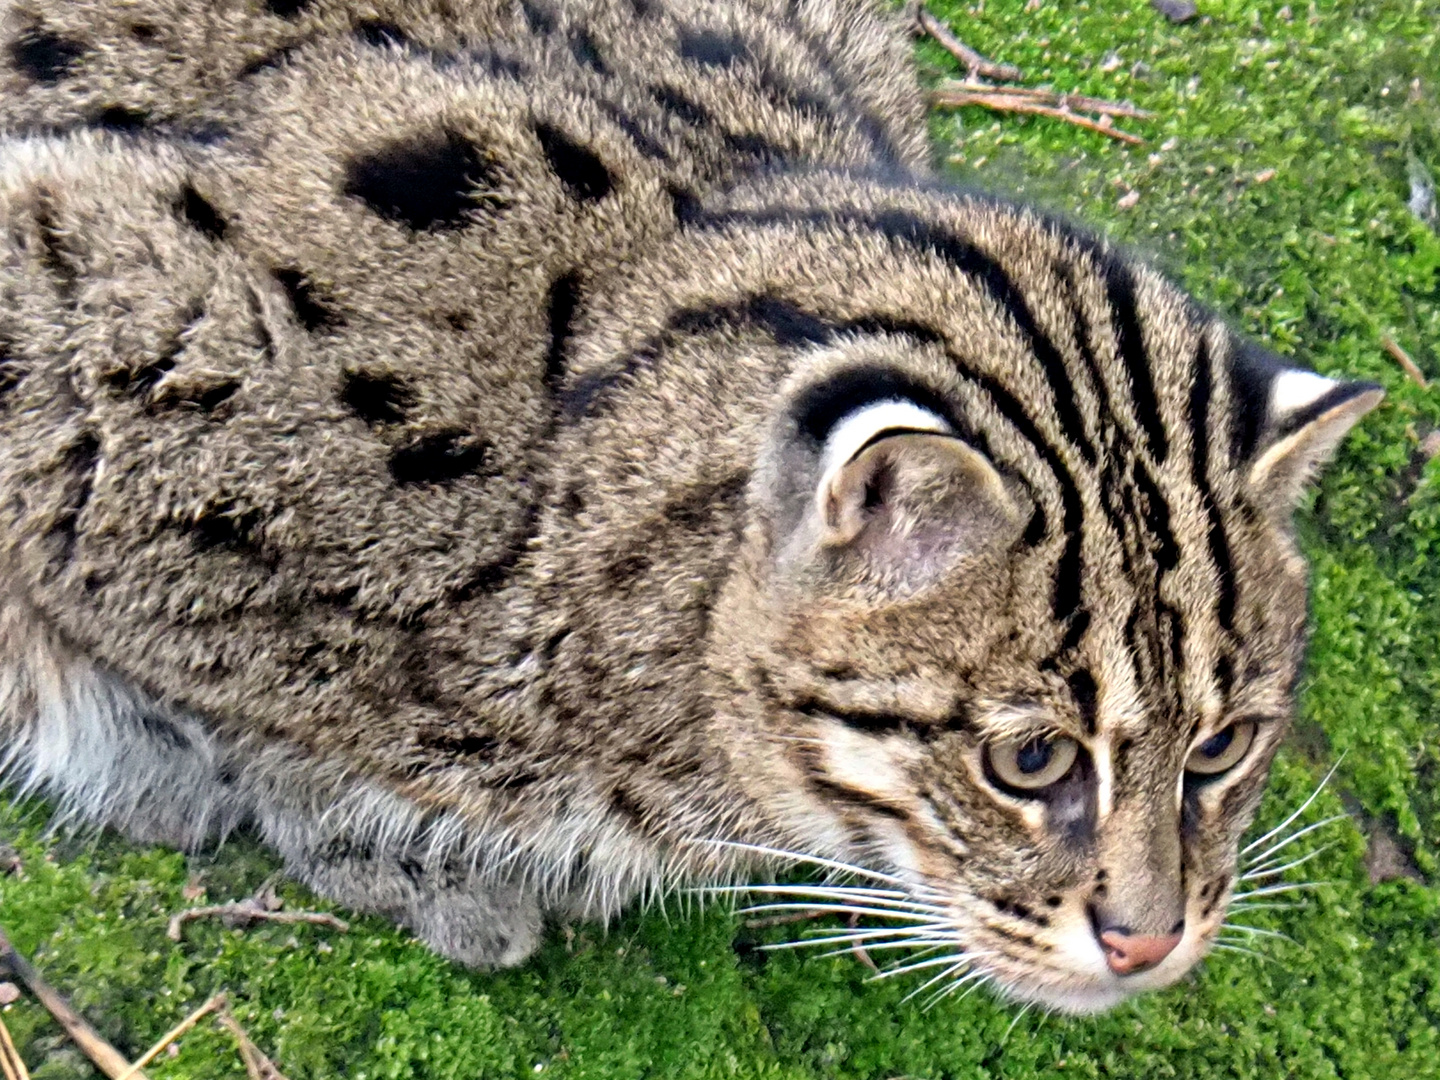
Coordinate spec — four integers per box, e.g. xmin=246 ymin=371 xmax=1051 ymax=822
xmin=0 ymin=0 xmax=1378 ymax=1012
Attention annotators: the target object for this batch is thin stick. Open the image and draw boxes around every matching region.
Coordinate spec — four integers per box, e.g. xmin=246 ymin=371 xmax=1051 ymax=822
xmin=216 ymin=1008 xmax=289 ymax=1080
xmin=934 ymin=79 xmax=1154 ymax=119
xmin=0 ymin=929 xmax=143 ymax=1080
xmin=929 ymin=90 xmax=1147 ymax=145
xmin=1382 ymin=335 xmax=1428 ymax=388
xmin=846 ymin=914 xmax=879 ymax=973
xmin=916 ymin=6 xmax=1022 ymax=82
xmin=0 ymin=1012 xmax=29 ymax=1080
xmin=167 ymin=905 xmax=349 ymax=943
xmin=114 ymin=994 xmax=228 ymax=1080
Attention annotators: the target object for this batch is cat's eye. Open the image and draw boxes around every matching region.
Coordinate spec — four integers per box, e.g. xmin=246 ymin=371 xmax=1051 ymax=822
xmin=1184 ymin=720 xmax=1257 ymax=776
xmin=986 ymin=734 xmax=1079 ymax=791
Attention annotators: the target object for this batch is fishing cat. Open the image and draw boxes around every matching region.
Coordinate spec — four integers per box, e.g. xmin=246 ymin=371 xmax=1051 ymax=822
xmin=0 ymin=0 xmax=1380 ymax=1013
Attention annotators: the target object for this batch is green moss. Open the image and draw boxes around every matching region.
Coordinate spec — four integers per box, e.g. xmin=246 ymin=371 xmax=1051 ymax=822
xmin=2 ymin=1 xmax=1438 ymax=1076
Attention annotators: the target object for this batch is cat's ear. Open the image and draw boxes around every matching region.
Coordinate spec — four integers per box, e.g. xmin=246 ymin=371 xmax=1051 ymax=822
xmin=1231 ymin=344 xmax=1383 ymax=515
xmin=806 ymin=403 xmax=1021 ymax=593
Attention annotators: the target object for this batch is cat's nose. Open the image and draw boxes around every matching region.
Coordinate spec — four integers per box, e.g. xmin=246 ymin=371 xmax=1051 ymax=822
xmin=1097 ymin=927 xmax=1182 ymax=975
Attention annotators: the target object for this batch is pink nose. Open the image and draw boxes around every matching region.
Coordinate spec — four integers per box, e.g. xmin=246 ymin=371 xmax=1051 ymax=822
xmin=1099 ymin=929 xmax=1182 ymax=976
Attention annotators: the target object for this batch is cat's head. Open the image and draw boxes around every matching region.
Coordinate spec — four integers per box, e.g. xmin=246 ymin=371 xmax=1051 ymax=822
xmin=672 ymin=177 xmax=1384 ymax=1012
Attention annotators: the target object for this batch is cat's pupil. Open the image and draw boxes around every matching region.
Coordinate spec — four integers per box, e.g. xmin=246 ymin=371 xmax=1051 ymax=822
xmin=1199 ymin=727 xmax=1234 ymax=759
xmin=1016 ymin=737 xmax=1054 ymax=774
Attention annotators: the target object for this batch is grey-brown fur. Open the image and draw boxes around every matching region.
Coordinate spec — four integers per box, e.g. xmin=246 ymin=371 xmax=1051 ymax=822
xmin=0 ymin=0 xmax=1378 ymax=1012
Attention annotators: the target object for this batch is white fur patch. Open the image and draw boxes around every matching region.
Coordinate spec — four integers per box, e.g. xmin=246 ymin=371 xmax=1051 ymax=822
xmin=1269 ymin=370 xmax=1337 ymax=419
xmin=819 ymin=399 xmax=953 ymax=483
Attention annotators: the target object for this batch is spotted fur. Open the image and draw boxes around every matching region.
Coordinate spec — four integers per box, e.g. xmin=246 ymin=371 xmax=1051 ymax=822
xmin=0 ymin=0 xmax=1378 ymax=1012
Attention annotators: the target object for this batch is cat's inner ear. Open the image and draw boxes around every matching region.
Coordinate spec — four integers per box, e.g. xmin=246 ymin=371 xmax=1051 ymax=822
xmin=808 ymin=401 xmax=1020 ymax=591
xmin=1245 ymin=367 xmax=1384 ymax=515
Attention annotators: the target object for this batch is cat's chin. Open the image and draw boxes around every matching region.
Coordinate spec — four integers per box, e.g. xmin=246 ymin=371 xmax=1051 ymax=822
xmin=989 ymin=951 xmax=1199 ymax=1016
xmin=997 ymin=975 xmax=1143 ymax=1016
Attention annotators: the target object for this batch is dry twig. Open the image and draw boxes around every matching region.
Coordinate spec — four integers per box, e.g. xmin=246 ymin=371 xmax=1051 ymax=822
xmin=916 ymin=5 xmax=1022 ymax=82
xmin=216 ymin=1008 xmax=290 ymax=1080
xmin=167 ymin=903 xmax=349 ymax=943
xmin=0 ymin=1012 xmax=29 ymax=1080
xmin=0 ymin=928 xmax=143 ymax=1080
xmin=1382 ymin=335 xmax=1428 ymax=388
xmin=934 ymin=79 xmax=1153 ymax=119
xmin=115 ymin=994 xmax=228 ymax=1080
xmin=846 ymin=913 xmax=880 ymax=973
xmin=930 ymin=88 xmax=1147 ymax=145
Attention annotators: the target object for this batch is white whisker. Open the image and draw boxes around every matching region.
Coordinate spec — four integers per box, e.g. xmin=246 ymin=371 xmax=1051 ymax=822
xmin=1243 ymin=815 xmax=1348 ymax=871
xmin=718 ymin=884 xmax=941 ymax=912
xmin=1230 ymin=881 xmax=1328 ymax=901
xmin=919 ymin=967 xmax=991 ymax=1010
xmin=1220 ymin=922 xmax=1293 ymax=943
xmin=872 ymin=951 xmax=989 ymax=981
xmin=1001 ymin=1003 xmax=1034 ymax=1043
xmin=933 ymin=970 xmax=993 ymax=1009
xmin=689 ymin=840 xmax=904 ymax=885
xmin=739 ymin=902 xmax=941 ymax=923
xmin=1239 ymin=843 xmax=1336 ymax=883
xmin=1240 ymin=757 xmax=1344 ymax=857
xmin=773 ymin=929 xmax=955 ymax=953
xmin=1211 ymin=942 xmax=1272 ymax=963
xmin=1226 ymin=901 xmax=1304 ymax=913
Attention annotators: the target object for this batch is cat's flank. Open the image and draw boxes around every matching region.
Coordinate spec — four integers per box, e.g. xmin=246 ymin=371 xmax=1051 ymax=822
xmin=0 ymin=0 xmax=1379 ymax=1013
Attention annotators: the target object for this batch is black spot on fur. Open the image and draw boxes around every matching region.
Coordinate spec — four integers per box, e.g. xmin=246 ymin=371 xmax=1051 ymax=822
xmin=678 ymin=28 xmax=749 ymax=67
xmin=238 ymin=42 xmax=305 ymax=78
xmin=518 ymin=0 xmax=557 ymax=35
xmin=545 ymin=272 xmax=581 ymax=391
xmin=193 ymin=380 xmax=241 ymax=412
xmin=191 ymin=503 xmax=264 ymax=552
xmin=388 ymin=430 xmax=490 ymax=485
xmin=568 ymin=27 xmax=608 ymax=73
xmin=129 ymin=23 xmax=158 ymax=42
xmin=33 ymin=201 xmax=78 ymax=299
xmin=534 ymin=124 xmax=613 ymax=203
xmin=264 ymin=0 xmax=313 ymax=17
xmin=354 ymin=20 xmax=408 ymax=48
xmin=94 ymin=105 xmax=149 ymax=131
xmin=137 ymin=712 xmax=192 ymax=752
xmin=9 ymin=28 xmax=86 ymax=84
xmin=341 ymin=370 xmax=415 ymax=426
xmin=175 ymin=185 xmax=228 ymax=241
xmin=667 ymin=184 xmax=702 ymax=223
xmin=106 ymin=353 xmax=176 ymax=397
xmin=51 ymin=434 xmax=99 ymax=562
xmin=605 ymin=551 xmax=652 ymax=587
xmin=274 ymin=268 xmax=343 ymax=332
xmin=0 ymin=346 xmax=27 ymax=406
xmin=609 ymin=784 xmax=649 ymax=829
xmin=420 ymin=732 xmax=500 ymax=759
xmin=649 ymin=84 xmax=713 ymax=128
xmin=343 ymin=130 xmax=504 ymax=231
xmin=596 ymin=102 xmax=671 ymax=161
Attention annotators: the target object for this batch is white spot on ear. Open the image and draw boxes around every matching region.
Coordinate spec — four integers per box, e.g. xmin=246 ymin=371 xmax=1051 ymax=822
xmin=819 ymin=399 xmax=952 ymax=482
xmin=1269 ymin=370 xmax=1336 ymax=420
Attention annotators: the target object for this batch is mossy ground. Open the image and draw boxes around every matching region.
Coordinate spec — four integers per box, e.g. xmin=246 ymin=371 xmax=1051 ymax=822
xmin=2 ymin=1 xmax=1439 ymax=1076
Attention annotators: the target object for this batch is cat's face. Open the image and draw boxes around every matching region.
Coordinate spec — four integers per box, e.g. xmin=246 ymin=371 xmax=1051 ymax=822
xmin=710 ymin=320 xmax=1378 ymax=1013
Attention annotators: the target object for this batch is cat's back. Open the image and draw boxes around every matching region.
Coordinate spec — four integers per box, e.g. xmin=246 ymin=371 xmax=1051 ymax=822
xmin=0 ymin=0 xmax=924 ymax=754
